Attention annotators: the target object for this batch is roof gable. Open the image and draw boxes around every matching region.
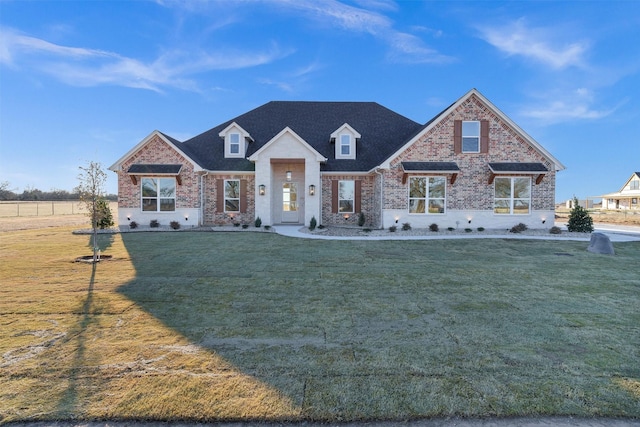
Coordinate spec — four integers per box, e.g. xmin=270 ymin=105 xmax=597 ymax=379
xmin=108 ymin=130 xmax=202 ymax=173
xmin=380 ymin=88 xmax=566 ymax=171
xmin=248 ymin=127 xmax=327 ymax=162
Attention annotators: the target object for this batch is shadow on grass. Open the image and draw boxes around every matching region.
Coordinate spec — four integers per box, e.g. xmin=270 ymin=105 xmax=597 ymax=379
xmin=117 ymin=231 xmax=640 ymax=420
xmin=57 ymin=261 xmax=98 ymax=416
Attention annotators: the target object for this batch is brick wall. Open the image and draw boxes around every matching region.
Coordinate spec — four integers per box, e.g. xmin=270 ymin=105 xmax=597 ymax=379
xmin=118 ymin=135 xmax=201 ymax=211
xmin=203 ymin=174 xmax=255 ymax=225
xmin=386 ymin=94 xmax=556 ymax=213
xmin=321 ymin=175 xmax=376 ymax=227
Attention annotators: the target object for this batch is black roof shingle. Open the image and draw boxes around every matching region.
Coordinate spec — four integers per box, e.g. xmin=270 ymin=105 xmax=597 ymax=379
xmin=177 ymin=101 xmax=422 ymax=172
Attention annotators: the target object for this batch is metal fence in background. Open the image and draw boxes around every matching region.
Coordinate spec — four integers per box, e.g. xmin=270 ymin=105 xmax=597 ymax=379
xmin=0 ymin=201 xmax=118 ymax=217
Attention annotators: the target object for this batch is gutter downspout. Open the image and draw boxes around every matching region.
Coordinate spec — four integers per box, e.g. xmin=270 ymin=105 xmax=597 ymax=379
xmin=200 ymin=172 xmax=208 ymax=227
xmin=374 ymin=167 xmax=384 ymax=229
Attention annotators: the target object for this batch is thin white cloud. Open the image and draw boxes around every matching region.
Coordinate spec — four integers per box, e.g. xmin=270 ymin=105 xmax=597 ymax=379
xmin=478 ymin=18 xmax=588 ymax=69
xmin=268 ymin=0 xmax=453 ymax=64
xmin=521 ymin=88 xmax=618 ymax=123
xmin=0 ymin=26 xmax=290 ymax=92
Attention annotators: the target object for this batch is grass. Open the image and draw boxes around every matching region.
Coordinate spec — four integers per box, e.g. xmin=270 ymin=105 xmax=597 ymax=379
xmin=1 ymin=227 xmax=639 ymax=423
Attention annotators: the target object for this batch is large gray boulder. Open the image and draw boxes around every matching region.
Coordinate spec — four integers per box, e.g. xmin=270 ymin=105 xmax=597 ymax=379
xmin=587 ymin=232 xmax=615 ymax=255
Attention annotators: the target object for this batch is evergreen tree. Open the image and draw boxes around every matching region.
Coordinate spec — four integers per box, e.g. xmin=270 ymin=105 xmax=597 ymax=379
xmin=567 ymin=197 xmax=594 ymax=232
xmin=95 ymin=198 xmax=114 ymax=229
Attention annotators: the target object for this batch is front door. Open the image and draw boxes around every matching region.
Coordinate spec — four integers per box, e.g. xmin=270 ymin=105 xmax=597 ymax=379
xmin=282 ymin=182 xmax=299 ymax=223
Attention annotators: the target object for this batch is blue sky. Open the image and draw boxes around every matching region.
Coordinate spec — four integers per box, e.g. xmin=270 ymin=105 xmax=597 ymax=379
xmin=1 ymin=0 xmax=639 ymax=202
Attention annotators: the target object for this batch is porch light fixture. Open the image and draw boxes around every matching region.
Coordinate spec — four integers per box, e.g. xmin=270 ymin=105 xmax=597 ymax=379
xmin=309 ymin=184 xmax=315 ymax=196
xmin=259 ymin=184 xmax=266 ymax=196
xmin=286 ymin=171 xmax=292 ymax=181
xmin=343 ymin=214 xmax=350 ymax=220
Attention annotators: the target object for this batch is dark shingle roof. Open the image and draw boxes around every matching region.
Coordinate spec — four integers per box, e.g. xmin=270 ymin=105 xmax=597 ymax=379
xmin=489 ymin=162 xmax=548 ymax=173
xmin=402 ymin=162 xmax=460 ymax=172
xmin=177 ymin=101 xmax=422 ymax=172
xmin=128 ymin=164 xmax=183 ymax=174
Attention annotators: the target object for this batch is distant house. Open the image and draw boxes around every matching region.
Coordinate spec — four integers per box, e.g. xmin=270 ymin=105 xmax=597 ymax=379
xmin=109 ymin=88 xmax=565 ymax=229
xmin=600 ymin=172 xmax=640 ymax=210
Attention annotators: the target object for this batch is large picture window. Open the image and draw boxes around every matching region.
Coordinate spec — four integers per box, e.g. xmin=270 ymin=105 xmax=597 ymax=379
xmin=338 ymin=180 xmax=355 ymax=213
xmin=142 ymin=177 xmax=176 ymax=212
xmin=409 ymin=176 xmax=446 ymax=214
xmin=494 ymin=177 xmax=530 ymax=214
xmin=224 ymin=179 xmax=240 ymax=212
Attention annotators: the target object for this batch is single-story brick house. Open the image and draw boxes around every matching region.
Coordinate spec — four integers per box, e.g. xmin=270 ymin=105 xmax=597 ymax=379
xmin=109 ymin=88 xmax=565 ymax=229
xmin=600 ymin=172 xmax=640 ymax=210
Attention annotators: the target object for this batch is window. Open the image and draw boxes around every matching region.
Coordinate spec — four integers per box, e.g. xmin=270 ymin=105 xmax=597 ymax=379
xmin=494 ymin=177 xmax=530 ymax=214
xmin=630 ymin=180 xmax=639 ymax=190
xmin=338 ymin=180 xmax=354 ymax=213
xmin=409 ymin=176 xmax=446 ymax=214
xmin=229 ymin=133 xmax=240 ymax=155
xmin=141 ymin=178 xmax=176 ymax=212
xmin=224 ymin=179 xmax=240 ymax=212
xmin=462 ymin=121 xmax=480 ymax=153
xmin=340 ymin=135 xmax=351 ymax=156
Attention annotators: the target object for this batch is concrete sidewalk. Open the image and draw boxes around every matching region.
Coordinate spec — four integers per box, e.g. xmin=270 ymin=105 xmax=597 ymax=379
xmin=273 ymin=224 xmax=640 ymax=242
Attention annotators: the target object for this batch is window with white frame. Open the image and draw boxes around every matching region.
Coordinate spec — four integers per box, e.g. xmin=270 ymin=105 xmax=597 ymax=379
xmin=340 ymin=134 xmax=351 ymax=156
xmin=630 ymin=179 xmax=639 ymax=190
xmin=224 ymin=179 xmax=240 ymax=212
xmin=229 ymin=133 xmax=241 ymax=155
xmin=494 ymin=177 xmax=531 ymax=214
xmin=141 ymin=177 xmax=176 ymax=212
xmin=462 ymin=121 xmax=480 ymax=153
xmin=409 ymin=176 xmax=446 ymax=214
xmin=338 ymin=180 xmax=355 ymax=213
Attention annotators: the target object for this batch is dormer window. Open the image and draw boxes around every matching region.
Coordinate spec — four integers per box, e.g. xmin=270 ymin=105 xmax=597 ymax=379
xmin=219 ymin=122 xmax=253 ymax=158
xmin=331 ymin=123 xmax=360 ymax=160
xmin=229 ymin=133 xmax=240 ymax=155
xmin=340 ymin=135 xmax=351 ymax=156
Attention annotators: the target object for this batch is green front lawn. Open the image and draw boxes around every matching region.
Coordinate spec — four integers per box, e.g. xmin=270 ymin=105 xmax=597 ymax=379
xmin=1 ymin=228 xmax=639 ymax=422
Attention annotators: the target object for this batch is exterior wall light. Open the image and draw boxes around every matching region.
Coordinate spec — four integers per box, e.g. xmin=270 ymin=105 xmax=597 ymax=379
xmin=343 ymin=214 xmax=350 ymax=220
xmin=184 ymin=215 xmax=189 ymax=221
xmin=309 ymin=184 xmax=315 ymax=196
xmin=259 ymin=184 xmax=266 ymax=196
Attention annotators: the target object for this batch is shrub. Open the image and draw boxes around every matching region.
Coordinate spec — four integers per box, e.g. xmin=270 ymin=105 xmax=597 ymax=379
xmin=358 ymin=212 xmax=366 ymax=227
xmin=170 ymin=221 xmax=180 ymax=230
xmin=510 ymin=223 xmax=528 ymax=233
xmin=477 ymin=227 xmax=485 ymax=232
xmin=429 ymin=223 xmax=439 ymax=232
xmin=567 ymin=197 xmax=594 ymax=232
xmin=233 ymin=222 xmax=241 ymax=227
xmin=150 ymin=219 xmax=159 ymax=228
xmin=242 ymin=224 xmax=249 ymax=229
xmin=362 ymin=228 xmax=372 ymax=232
xmin=129 ymin=221 xmax=138 ymax=229
xmin=318 ymin=224 xmax=325 ymax=229
xmin=402 ymin=222 xmax=412 ymax=231
xmin=447 ymin=227 xmax=455 ymax=231
xmin=465 ymin=228 xmax=473 ymax=233
xmin=389 ymin=225 xmax=397 ymax=232
xmin=309 ymin=216 xmax=317 ymax=231
xmin=550 ymin=226 xmax=562 ymax=234
xmin=254 ymin=217 xmax=262 ymax=228
xmin=264 ymin=225 xmax=271 ymax=230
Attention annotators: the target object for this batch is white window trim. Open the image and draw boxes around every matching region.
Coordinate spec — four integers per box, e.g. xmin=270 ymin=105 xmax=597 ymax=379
xmin=408 ymin=176 xmax=446 ymax=215
xmin=141 ymin=177 xmax=176 ymax=212
xmin=338 ymin=180 xmax=355 ymax=213
xmin=224 ymin=179 xmax=241 ymax=213
xmin=462 ymin=120 xmax=480 ymax=153
xmin=494 ymin=176 xmax=531 ymax=215
xmin=226 ymin=133 xmax=244 ymax=158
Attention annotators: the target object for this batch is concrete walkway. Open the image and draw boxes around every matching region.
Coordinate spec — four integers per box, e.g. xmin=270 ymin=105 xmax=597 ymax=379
xmin=273 ymin=223 xmax=640 ymax=242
